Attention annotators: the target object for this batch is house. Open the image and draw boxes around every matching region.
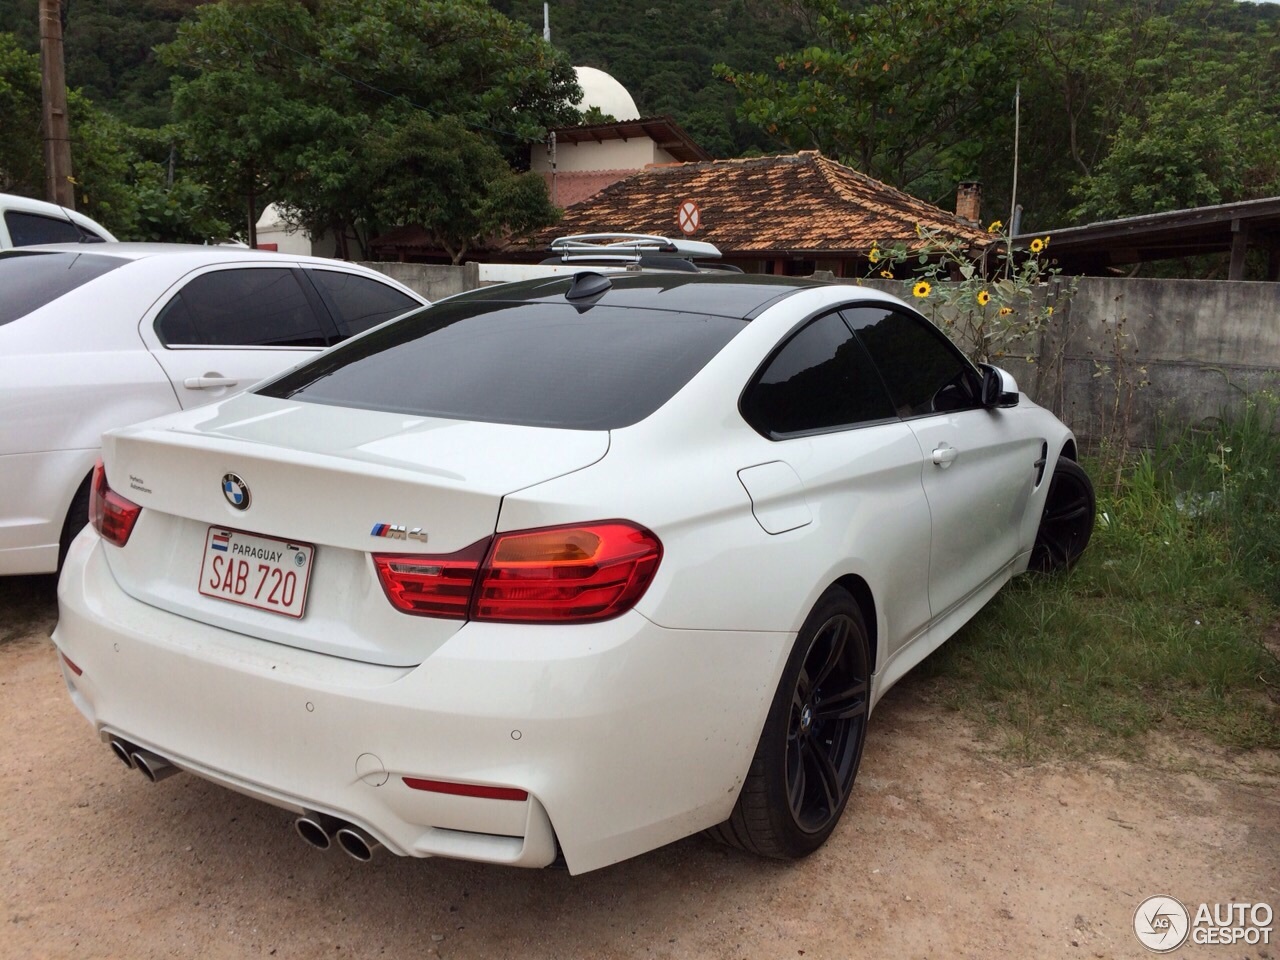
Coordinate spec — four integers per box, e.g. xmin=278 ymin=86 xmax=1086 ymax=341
xmin=518 ymin=151 xmax=989 ymax=276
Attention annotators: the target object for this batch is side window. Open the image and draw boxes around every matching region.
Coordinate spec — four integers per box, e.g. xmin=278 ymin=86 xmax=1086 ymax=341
xmin=156 ymin=268 xmax=330 ymax=347
xmin=843 ymin=306 xmax=980 ymax=417
xmin=5 ymin=211 xmax=82 ymax=246
xmin=308 ymin=270 xmax=421 ymax=336
xmin=741 ymin=311 xmax=897 ymax=438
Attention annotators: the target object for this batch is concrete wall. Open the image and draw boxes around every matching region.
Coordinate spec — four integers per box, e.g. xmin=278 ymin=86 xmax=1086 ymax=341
xmin=1031 ymin=278 xmax=1280 ymax=444
xmin=361 ymin=262 xmax=1279 ymax=443
xmin=529 ymin=137 xmax=662 ymax=173
xmin=356 ymin=261 xmax=479 ymax=302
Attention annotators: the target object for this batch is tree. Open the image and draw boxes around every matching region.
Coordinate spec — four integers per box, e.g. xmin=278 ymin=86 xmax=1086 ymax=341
xmin=715 ymin=0 xmax=1023 ymax=193
xmin=0 ymin=29 xmax=226 ymax=240
xmin=368 ymin=115 xmax=560 ymax=264
xmin=159 ymin=0 xmax=581 ymax=254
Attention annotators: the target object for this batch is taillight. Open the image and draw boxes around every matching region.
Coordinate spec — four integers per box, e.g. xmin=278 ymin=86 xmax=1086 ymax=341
xmin=372 ymin=540 xmax=488 ymax=619
xmin=89 ymin=460 xmax=142 ymax=547
xmin=373 ymin=521 xmax=662 ymax=624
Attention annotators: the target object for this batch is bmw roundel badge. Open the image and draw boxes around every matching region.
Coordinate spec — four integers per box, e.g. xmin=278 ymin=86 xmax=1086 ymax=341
xmin=222 ymin=473 xmax=251 ymax=510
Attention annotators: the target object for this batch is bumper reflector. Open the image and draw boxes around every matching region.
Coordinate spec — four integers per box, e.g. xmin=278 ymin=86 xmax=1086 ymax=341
xmin=402 ymin=777 xmax=529 ymax=802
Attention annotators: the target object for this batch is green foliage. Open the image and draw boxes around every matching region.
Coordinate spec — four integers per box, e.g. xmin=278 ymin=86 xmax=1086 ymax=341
xmin=0 ymin=28 xmax=227 ymax=240
xmin=492 ymin=0 xmax=805 ymax=158
xmin=364 ymin=114 xmax=559 ymax=263
xmin=159 ymin=0 xmax=578 ymax=254
xmin=715 ymin=0 xmax=1023 ymax=193
xmin=864 ymin=225 xmax=1070 ymax=364
xmin=0 ymin=30 xmax=41 ymax=193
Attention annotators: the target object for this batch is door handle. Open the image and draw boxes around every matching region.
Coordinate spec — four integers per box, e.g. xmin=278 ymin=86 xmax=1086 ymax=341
xmin=183 ymin=376 xmax=239 ymax=390
xmin=931 ymin=444 xmax=958 ymax=467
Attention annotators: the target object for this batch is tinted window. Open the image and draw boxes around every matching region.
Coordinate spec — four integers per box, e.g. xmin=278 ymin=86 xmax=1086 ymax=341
xmin=0 ymin=250 xmax=126 ymax=325
xmin=4 ymin=210 xmax=83 ymax=246
xmin=157 ymin=268 xmax=330 ymax=347
xmin=309 ymin=270 xmax=420 ymax=335
xmin=741 ymin=312 xmax=896 ymax=437
xmin=258 ymin=300 xmax=746 ymax=430
xmin=843 ymin=306 xmax=980 ymax=417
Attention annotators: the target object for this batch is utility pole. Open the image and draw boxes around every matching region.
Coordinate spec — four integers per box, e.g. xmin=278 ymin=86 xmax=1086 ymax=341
xmin=40 ymin=0 xmax=75 ymax=208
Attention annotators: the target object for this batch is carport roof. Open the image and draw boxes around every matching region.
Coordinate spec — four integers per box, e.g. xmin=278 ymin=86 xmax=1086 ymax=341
xmin=1018 ymin=196 xmax=1280 ymax=280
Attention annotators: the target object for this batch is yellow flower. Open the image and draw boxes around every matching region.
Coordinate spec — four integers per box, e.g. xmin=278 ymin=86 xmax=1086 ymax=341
xmin=879 ymin=269 xmax=893 ymax=279
xmin=999 ymin=306 xmax=1013 ymax=316
xmin=986 ymin=220 xmax=1003 ymax=234
xmin=1029 ymin=237 xmax=1046 ymax=254
xmin=912 ymin=281 xmax=931 ymax=299
xmin=976 ymin=289 xmax=991 ymax=306
xmin=1046 ymin=306 xmax=1054 ymax=316
xmin=869 ymin=246 xmax=880 ymax=263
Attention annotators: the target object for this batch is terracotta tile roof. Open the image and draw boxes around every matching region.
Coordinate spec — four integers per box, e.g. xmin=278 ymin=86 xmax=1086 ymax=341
xmin=540 ymin=169 xmax=635 ymax=208
xmin=526 ymin=151 xmax=989 ymax=255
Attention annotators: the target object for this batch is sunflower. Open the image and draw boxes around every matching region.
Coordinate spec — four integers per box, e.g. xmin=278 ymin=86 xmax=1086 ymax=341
xmin=880 ymin=269 xmax=894 ymax=279
xmin=986 ymin=220 xmax=1003 ymax=234
xmin=999 ymin=306 xmax=1013 ymax=316
xmin=868 ymin=245 xmax=881 ymax=264
xmin=1046 ymin=306 xmax=1055 ymax=316
xmin=976 ymin=289 xmax=991 ymax=306
xmin=912 ymin=281 xmax=931 ymax=299
xmin=1029 ymin=237 xmax=1046 ymax=254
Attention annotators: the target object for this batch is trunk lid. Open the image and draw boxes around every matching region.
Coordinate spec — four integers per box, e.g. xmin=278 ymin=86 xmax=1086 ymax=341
xmin=102 ymin=393 xmax=609 ymax=666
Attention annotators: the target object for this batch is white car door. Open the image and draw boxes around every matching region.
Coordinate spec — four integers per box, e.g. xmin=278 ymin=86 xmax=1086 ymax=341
xmin=138 ymin=263 xmax=338 ymax=408
xmin=737 ymin=309 xmax=935 ymax=662
xmin=843 ymin=304 xmax=1039 ymax=620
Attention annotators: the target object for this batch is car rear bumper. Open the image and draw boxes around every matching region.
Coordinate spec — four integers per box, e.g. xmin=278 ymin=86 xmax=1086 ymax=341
xmin=53 ymin=531 xmax=792 ymax=873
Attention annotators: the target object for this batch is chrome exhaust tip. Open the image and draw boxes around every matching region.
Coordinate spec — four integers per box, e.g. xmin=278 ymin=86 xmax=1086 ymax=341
xmin=294 ymin=815 xmax=338 ymax=851
xmin=108 ymin=738 xmax=136 ymax=769
xmin=335 ymin=825 xmax=381 ymax=862
xmin=129 ymin=748 xmax=180 ymax=783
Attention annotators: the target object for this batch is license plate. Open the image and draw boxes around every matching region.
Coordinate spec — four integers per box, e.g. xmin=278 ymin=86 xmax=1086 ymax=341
xmin=198 ymin=527 xmax=314 ymax=619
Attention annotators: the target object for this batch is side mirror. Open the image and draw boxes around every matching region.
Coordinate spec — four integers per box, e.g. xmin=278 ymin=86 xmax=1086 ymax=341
xmin=979 ymin=364 xmax=1020 ymax=409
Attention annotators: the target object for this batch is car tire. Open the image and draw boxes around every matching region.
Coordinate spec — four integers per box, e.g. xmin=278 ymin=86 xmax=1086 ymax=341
xmin=1029 ymin=457 xmax=1096 ymax=573
xmin=707 ymin=586 xmax=871 ymax=859
xmin=57 ymin=473 xmax=93 ymax=573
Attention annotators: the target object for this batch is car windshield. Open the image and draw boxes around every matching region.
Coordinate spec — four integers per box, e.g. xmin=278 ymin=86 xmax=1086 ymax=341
xmin=0 ymin=250 xmax=126 ymax=326
xmin=257 ymin=299 xmax=748 ymax=429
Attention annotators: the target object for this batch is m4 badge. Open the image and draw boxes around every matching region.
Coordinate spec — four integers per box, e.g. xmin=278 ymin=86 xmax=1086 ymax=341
xmin=370 ymin=523 xmax=428 ymax=543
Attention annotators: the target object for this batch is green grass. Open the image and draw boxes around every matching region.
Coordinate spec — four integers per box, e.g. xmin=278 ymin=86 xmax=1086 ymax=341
xmin=918 ymin=393 xmax=1280 ymax=757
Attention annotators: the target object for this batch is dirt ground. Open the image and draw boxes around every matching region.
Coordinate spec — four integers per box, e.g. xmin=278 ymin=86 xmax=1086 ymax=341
xmin=2 ymin=573 xmax=1277 ymax=960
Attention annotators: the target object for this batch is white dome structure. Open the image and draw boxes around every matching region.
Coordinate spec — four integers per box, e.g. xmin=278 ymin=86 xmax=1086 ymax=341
xmin=574 ymin=66 xmax=640 ymax=121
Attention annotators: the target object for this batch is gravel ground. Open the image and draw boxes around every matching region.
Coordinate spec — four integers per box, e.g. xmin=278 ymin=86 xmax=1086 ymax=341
xmin=2 ymin=573 xmax=1277 ymax=960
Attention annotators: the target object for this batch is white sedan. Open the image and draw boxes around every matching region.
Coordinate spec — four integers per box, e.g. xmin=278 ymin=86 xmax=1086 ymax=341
xmin=54 ymin=272 xmax=1095 ymax=874
xmin=0 ymin=244 xmax=425 ymax=576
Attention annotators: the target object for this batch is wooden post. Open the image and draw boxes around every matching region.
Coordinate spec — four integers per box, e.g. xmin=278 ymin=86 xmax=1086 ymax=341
xmin=1228 ymin=218 xmax=1249 ymax=281
xmin=39 ymin=0 xmax=74 ymax=208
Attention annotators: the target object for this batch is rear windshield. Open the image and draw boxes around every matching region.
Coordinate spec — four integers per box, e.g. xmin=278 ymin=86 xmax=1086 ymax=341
xmin=257 ymin=299 xmax=747 ymax=429
xmin=0 ymin=250 xmax=126 ymax=325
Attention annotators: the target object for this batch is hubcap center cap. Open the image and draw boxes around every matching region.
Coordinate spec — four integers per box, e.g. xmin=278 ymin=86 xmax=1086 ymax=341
xmin=799 ymin=704 xmax=814 ymax=733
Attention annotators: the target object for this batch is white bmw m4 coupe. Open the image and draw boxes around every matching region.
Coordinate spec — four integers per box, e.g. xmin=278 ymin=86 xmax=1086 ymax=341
xmin=54 ymin=271 xmax=1094 ymax=874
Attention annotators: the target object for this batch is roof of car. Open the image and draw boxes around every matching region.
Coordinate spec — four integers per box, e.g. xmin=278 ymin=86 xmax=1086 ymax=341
xmin=452 ymin=271 xmax=829 ymax=319
xmin=15 ymin=242 xmax=358 ymax=268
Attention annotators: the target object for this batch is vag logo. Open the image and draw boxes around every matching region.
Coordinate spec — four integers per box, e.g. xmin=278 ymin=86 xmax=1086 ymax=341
xmin=370 ymin=523 xmax=428 ymax=543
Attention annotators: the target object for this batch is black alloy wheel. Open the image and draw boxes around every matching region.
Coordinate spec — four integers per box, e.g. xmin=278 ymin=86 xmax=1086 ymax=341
xmin=707 ymin=587 xmax=870 ymax=859
xmin=1029 ymin=457 xmax=1096 ymax=572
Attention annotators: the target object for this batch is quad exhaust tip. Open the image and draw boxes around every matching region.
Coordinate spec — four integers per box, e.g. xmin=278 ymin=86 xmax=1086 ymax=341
xmin=108 ymin=738 xmax=136 ymax=769
xmin=294 ymin=815 xmax=379 ymax=861
xmin=294 ymin=815 xmax=336 ymax=851
xmin=129 ymin=748 xmax=181 ymax=783
xmin=335 ymin=825 xmax=381 ymax=862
